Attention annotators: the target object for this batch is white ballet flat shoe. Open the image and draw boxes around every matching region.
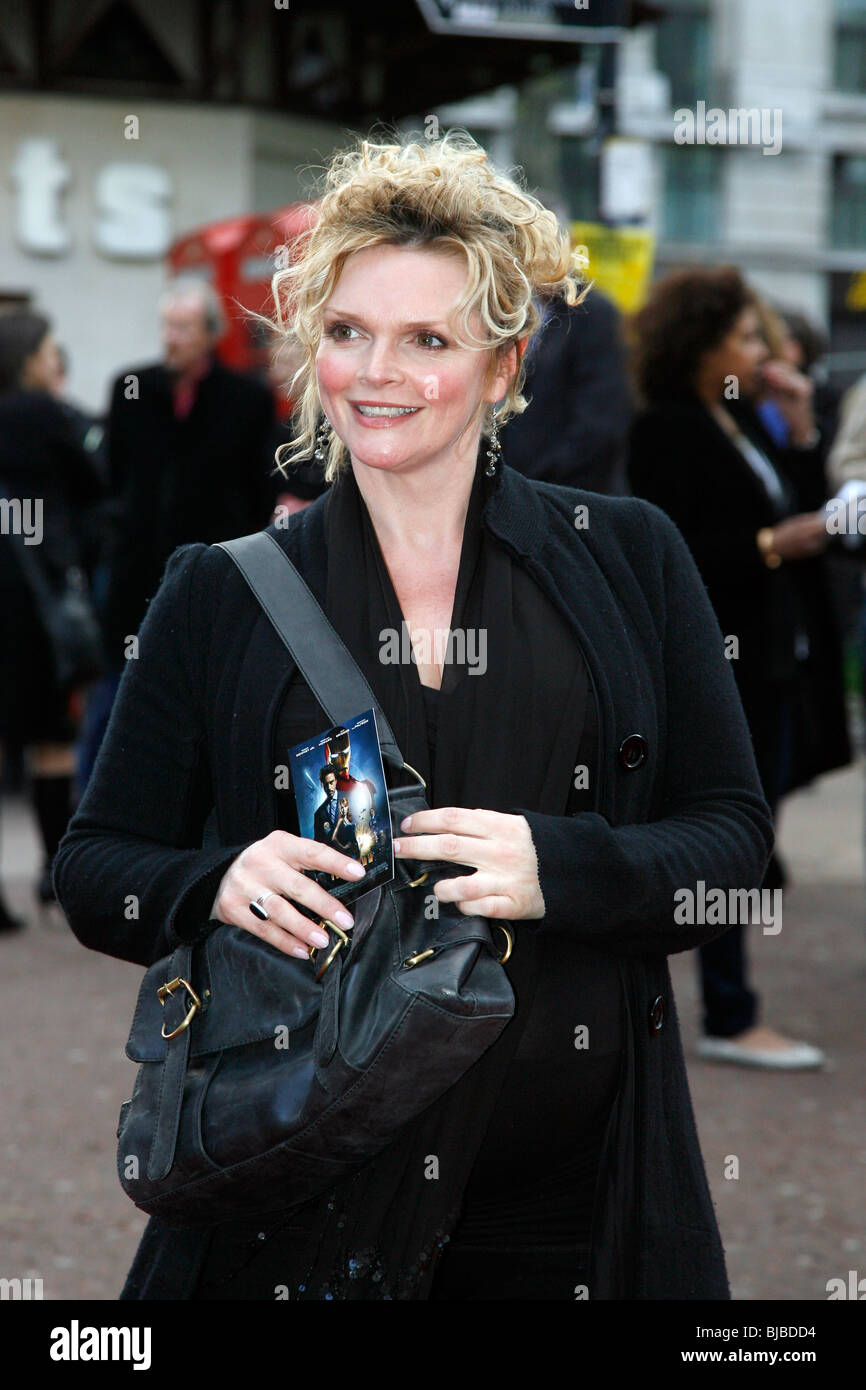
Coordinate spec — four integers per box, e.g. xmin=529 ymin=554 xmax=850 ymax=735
xmin=696 ymin=1035 xmax=825 ymax=1070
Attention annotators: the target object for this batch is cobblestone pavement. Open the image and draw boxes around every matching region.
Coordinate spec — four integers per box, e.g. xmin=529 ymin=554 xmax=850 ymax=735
xmin=0 ymin=762 xmax=863 ymax=1301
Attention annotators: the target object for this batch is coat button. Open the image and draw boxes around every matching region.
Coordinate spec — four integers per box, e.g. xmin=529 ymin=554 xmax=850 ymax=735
xmin=619 ymin=734 xmax=648 ymax=770
xmin=649 ymin=995 xmax=666 ymax=1034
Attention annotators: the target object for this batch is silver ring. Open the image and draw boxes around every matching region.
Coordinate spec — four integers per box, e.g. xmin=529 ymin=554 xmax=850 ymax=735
xmin=249 ymin=890 xmax=276 ymax=922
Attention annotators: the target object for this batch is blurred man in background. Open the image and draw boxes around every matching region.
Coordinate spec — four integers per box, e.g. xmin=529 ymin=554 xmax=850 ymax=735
xmin=79 ymin=278 xmax=278 ymax=785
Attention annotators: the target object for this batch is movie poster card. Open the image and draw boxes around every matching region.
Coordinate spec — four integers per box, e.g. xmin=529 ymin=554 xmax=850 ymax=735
xmin=288 ymin=707 xmax=394 ymax=905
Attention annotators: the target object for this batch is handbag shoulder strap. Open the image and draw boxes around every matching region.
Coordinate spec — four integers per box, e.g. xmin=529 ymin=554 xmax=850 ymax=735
xmin=215 ymin=530 xmax=405 ymax=773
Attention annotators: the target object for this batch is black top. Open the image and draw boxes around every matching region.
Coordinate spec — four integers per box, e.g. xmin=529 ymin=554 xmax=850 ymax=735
xmin=265 ymin=633 xmax=623 ymax=1259
xmin=419 ymin=676 xmax=623 ymax=1252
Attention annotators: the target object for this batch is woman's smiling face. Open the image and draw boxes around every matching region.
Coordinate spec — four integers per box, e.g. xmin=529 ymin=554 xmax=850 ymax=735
xmin=316 ymin=243 xmax=514 ymax=476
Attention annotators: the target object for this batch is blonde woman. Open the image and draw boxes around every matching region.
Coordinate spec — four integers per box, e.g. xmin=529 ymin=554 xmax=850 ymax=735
xmin=55 ymin=132 xmax=773 ymax=1301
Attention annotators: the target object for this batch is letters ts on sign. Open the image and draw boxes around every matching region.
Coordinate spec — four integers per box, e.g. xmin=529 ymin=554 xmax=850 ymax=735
xmin=9 ymin=138 xmax=172 ymax=260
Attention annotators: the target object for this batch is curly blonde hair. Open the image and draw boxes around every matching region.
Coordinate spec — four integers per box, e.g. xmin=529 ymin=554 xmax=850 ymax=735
xmin=271 ymin=129 xmax=588 ymax=484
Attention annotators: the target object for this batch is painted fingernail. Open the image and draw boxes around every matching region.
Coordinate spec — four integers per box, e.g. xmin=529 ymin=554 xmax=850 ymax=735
xmin=393 ymin=839 xmax=401 ymax=853
xmin=292 ymin=945 xmax=310 ymax=958
xmin=335 ymin=910 xmax=354 ymax=930
xmin=401 ymin=816 xmax=412 ymax=830
xmin=311 ymin=929 xmax=330 ymax=948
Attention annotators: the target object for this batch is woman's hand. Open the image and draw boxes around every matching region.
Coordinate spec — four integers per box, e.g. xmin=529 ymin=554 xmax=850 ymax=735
xmin=759 ymin=360 xmax=816 ymax=446
xmin=767 ymin=512 xmax=828 ymax=560
xmin=209 ymin=830 xmax=366 ymax=957
xmin=395 ymin=807 xmax=545 ymax=920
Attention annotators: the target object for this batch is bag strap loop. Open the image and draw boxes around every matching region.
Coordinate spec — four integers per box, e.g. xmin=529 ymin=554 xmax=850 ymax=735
xmin=147 ymin=942 xmax=194 ymax=1181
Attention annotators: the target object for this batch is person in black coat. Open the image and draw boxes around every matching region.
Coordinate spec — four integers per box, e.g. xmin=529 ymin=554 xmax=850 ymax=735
xmin=53 ymin=454 xmax=774 ymax=1301
xmin=99 ymin=278 xmax=279 ymax=667
xmin=0 ymin=312 xmax=105 ymax=923
xmin=54 ymin=133 xmax=773 ymax=1300
xmin=77 ymin=281 xmax=281 ymax=793
xmin=628 ymin=265 xmax=849 ymax=1070
xmin=501 ymin=287 xmax=632 ymax=494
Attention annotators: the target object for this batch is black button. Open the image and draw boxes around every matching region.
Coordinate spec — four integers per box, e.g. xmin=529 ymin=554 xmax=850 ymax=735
xmin=649 ymin=995 xmax=666 ymax=1034
xmin=619 ymin=734 xmax=648 ymax=770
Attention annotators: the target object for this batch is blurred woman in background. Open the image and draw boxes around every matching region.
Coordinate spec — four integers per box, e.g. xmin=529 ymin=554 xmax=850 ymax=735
xmin=0 ymin=311 xmax=105 ymax=926
xmin=628 ymin=266 xmax=849 ymax=1070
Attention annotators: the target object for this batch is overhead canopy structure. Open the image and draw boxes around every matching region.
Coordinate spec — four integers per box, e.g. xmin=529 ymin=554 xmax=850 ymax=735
xmin=0 ymin=0 xmax=661 ymax=124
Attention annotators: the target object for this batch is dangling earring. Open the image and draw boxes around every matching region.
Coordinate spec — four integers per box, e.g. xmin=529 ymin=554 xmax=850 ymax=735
xmin=314 ymin=416 xmax=332 ymax=462
xmin=485 ymin=415 xmax=502 ymax=477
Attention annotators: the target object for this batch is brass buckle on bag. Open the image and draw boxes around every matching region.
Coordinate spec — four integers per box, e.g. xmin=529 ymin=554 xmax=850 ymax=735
xmin=400 ymin=760 xmax=427 ymax=790
xmin=402 ymin=947 xmax=436 ymax=969
xmin=157 ymin=976 xmax=202 ymax=1040
xmin=403 ymin=924 xmax=513 ymax=971
xmin=495 ymin=924 xmax=513 ymax=964
xmin=308 ymin=920 xmax=351 ymax=983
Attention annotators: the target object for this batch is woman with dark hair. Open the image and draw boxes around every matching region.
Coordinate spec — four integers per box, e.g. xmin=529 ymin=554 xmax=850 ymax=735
xmin=628 ymin=266 xmax=850 ymax=1070
xmin=55 ymin=135 xmax=773 ymax=1301
xmin=0 ymin=311 xmax=105 ymax=925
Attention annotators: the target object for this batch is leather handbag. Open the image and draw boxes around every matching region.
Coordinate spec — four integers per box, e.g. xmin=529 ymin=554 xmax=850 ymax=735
xmin=116 ymin=530 xmax=515 ymax=1228
xmin=35 ymin=563 xmax=106 ymax=690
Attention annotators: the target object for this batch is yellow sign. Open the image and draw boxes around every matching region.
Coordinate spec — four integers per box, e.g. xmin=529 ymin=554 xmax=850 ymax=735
xmin=845 ymin=271 xmax=866 ymax=313
xmin=571 ymin=221 xmax=656 ymax=315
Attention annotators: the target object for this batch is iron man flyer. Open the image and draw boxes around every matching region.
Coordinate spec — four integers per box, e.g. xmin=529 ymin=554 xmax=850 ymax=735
xmin=288 ymin=707 xmax=394 ymax=904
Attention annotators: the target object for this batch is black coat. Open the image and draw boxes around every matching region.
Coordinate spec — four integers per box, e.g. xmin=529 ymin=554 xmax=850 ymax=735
xmin=54 ymin=464 xmax=773 ymax=1299
xmin=0 ymin=389 xmax=105 ymax=741
xmin=501 ymin=290 xmax=632 ymax=494
xmin=628 ymin=395 xmax=851 ymax=793
xmin=101 ymin=358 xmax=278 ymax=661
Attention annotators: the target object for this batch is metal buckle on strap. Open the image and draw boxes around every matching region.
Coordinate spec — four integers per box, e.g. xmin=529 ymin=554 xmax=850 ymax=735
xmin=157 ymin=976 xmax=202 ymax=1040
xmin=400 ymin=760 xmax=427 ymax=790
xmin=402 ymin=947 xmax=436 ymax=969
xmin=495 ymin=924 xmax=513 ymax=964
xmin=402 ymin=924 xmax=513 ymax=971
xmin=308 ymin=920 xmax=351 ymax=983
